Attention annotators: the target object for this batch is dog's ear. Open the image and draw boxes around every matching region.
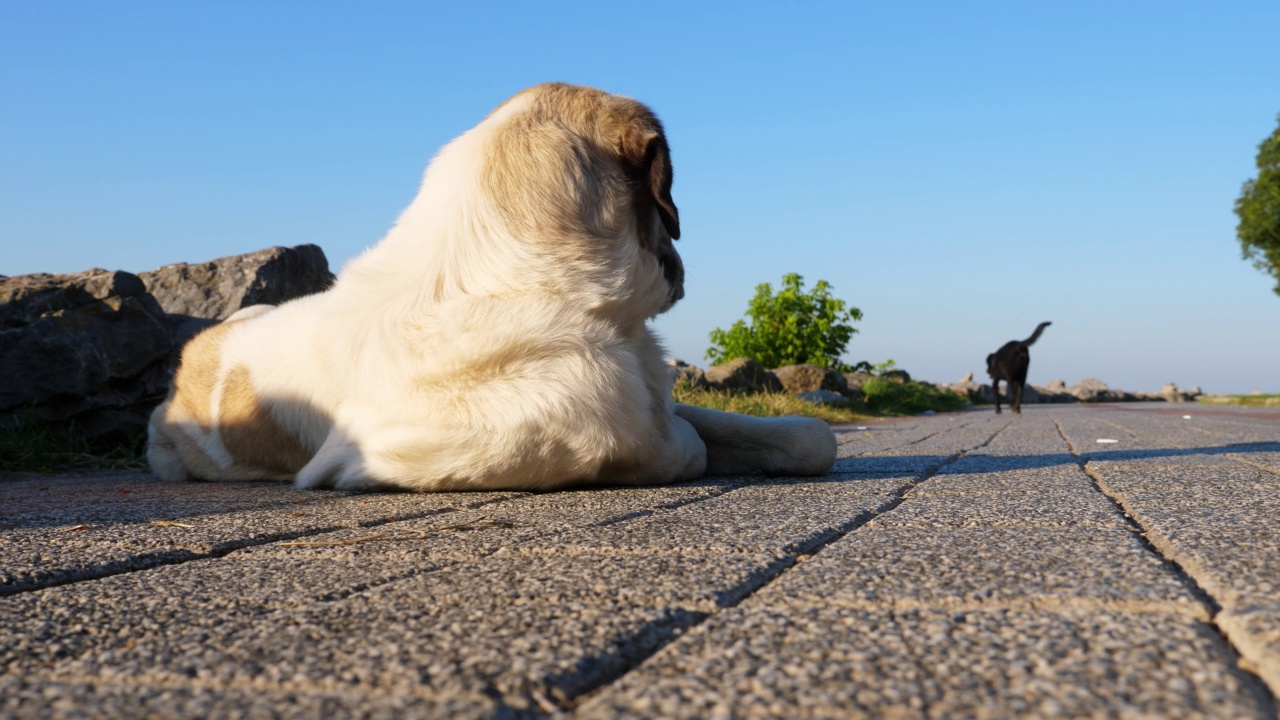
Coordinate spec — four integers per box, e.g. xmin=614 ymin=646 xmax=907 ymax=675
xmin=622 ymin=121 xmax=680 ymax=240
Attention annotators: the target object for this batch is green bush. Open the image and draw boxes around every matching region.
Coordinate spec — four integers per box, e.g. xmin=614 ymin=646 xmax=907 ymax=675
xmin=860 ymin=377 xmax=969 ymax=415
xmin=707 ymin=273 xmax=861 ymax=369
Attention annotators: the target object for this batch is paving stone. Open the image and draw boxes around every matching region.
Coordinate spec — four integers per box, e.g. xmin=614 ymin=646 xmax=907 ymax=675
xmin=529 ymin=489 xmax=895 ymax=555
xmin=1103 ymin=489 xmax=1280 ymax=606
xmin=918 ymin=465 xmax=1096 ymax=495
xmin=866 ymin=490 xmax=1127 ymax=529
xmin=0 ymin=491 xmax=521 ymax=594
xmin=1218 ymin=601 xmax=1280 ymax=703
xmin=5 ymin=404 xmax=1280 ymax=717
xmin=578 ymin=605 xmax=1270 ymax=719
xmin=1086 ymin=458 xmax=1274 ymax=491
xmin=766 ymin=526 xmax=1202 ymax=614
xmin=0 ymin=676 xmax=512 ymax=720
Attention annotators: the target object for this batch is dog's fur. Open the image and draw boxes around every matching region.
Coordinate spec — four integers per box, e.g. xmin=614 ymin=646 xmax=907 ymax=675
xmin=147 ymin=83 xmax=837 ymax=492
xmin=986 ymin=321 xmax=1051 ymax=415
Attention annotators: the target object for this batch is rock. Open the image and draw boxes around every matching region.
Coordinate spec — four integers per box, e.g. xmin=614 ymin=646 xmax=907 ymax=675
xmin=667 ymin=359 xmax=708 ymax=389
xmin=881 ymin=369 xmax=911 ymax=384
xmin=797 ymin=389 xmax=849 ymax=407
xmin=139 ymin=244 xmax=334 ymax=322
xmin=943 ymin=374 xmax=994 ymax=403
xmin=1020 ymin=385 xmax=1042 ymax=404
xmin=1070 ymin=378 xmax=1112 ymax=403
xmin=843 ymin=372 xmax=875 ymax=391
xmin=703 ymin=358 xmax=783 ymax=394
xmin=1158 ymin=382 xmax=1199 ymax=403
xmin=773 ymin=364 xmax=848 ymax=395
xmin=1030 ymin=384 xmax=1076 ymax=403
xmin=0 ymin=269 xmax=175 ymax=444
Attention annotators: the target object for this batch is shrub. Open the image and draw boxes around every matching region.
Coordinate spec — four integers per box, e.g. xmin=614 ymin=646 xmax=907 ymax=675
xmin=707 ymin=273 xmax=861 ymax=370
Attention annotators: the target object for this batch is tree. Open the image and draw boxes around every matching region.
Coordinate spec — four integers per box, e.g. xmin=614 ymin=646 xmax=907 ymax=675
xmin=706 ymin=273 xmax=862 ymax=369
xmin=1235 ymin=114 xmax=1280 ymax=296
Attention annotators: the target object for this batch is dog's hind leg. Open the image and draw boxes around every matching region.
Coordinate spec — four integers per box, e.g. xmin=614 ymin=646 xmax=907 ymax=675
xmin=295 ymin=427 xmax=367 ymax=490
xmin=1012 ymin=381 xmax=1023 ymax=414
xmin=674 ymin=404 xmax=835 ymax=476
xmin=146 ymin=404 xmax=191 ymax=482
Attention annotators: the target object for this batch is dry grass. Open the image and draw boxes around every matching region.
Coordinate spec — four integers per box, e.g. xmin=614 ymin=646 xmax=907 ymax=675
xmin=671 ymin=384 xmax=874 ymax=423
xmin=0 ymin=414 xmax=147 ymax=473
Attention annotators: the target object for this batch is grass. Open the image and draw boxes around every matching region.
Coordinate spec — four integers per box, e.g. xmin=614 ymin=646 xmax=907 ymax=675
xmin=673 ymin=378 xmax=969 ymax=423
xmin=672 ymin=384 xmax=873 ymax=423
xmin=1198 ymin=394 xmax=1280 ymax=407
xmin=0 ymin=414 xmax=148 ymax=474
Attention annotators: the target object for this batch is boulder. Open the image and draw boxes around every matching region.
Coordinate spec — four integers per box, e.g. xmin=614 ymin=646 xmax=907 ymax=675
xmin=703 ymin=358 xmax=783 ymax=394
xmin=1030 ymin=384 xmax=1076 ymax=403
xmin=1019 ymin=385 xmax=1043 ymax=404
xmin=772 ymin=364 xmax=848 ymax=395
xmin=1158 ymin=382 xmax=1199 ymax=403
xmin=942 ymin=374 xmax=993 ymax=403
xmin=667 ymin=359 xmax=708 ymax=389
xmin=797 ymin=389 xmax=849 ymax=407
xmin=881 ymin=369 xmax=911 ymax=384
xmin=140 ymin=244 xmax=334 ymax=323
xmin=0 ymin=269 xmax=175 ymax=444
xmin=843 ymin=372 xmax=875 ymax=391
xmin=1070 ymin=378 xmax=1112 ymax=403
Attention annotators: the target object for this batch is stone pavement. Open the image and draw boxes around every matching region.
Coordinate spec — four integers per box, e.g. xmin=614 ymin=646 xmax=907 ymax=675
xmin=2 ymin=404 xmax=1278 ymax=719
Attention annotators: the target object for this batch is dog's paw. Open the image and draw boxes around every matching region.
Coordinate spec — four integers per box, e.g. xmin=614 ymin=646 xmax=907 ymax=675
xmin=769 ymin=416 xmax=837 ymax=476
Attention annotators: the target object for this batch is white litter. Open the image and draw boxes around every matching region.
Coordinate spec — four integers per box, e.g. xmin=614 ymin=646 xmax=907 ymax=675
xmin=854 ymin=426 xmax=868 ymax=431
xmin=1183 ymin=415 xmax=1192 ymax=420
xmin=1096 ymin=439 xmax=1119 ymax=444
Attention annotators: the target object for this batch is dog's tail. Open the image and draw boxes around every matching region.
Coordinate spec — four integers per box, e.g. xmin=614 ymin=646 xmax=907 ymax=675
xmin=1023 ymin=321 xmax=1052 ymax=346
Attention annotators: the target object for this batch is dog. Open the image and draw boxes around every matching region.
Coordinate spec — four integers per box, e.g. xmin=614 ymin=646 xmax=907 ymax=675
xmin=986 ymin=321 xmax=1051 ymax=414
xmin=147 ymin=83 xmax=837 ymax=492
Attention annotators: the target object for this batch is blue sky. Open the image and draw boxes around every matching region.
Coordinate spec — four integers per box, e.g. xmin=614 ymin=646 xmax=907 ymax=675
xmin=3 ymin=2 xmax=1278 ymax=394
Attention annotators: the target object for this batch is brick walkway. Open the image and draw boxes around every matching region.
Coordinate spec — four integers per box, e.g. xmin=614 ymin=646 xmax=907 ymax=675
xmin=2 ymin=404 xmax=1278 ymax=718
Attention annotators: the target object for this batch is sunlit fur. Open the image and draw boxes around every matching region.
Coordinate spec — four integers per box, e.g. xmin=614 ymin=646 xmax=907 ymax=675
xmin=147 ymin=83 xmax=836 ymax=491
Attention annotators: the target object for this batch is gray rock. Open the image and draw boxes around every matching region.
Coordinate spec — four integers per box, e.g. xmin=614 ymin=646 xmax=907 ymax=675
xmin=1071 ymin=378 xmax=1112 ymax=403
xmin=667 ymin=359 xmax=708 ymax=389
xmin=1158 ymin=382 xmax=1199 ymax=403
xmin=1030 ymin=385 xmax=1076 ymax=404
xmin=881 ymin=369 xmax=911 ymax=384
xmin=0 ymin=269 xmax=175 ymax=444
xmin=943 ymin=375 xmax=994 ymax=403
xmin=773 ymin=364 xmax=848 ymax=395
xmin=796 ymin=389 xmax=849 ymax=407
xmin=139 ymin=244 xmax=334 ymax=322
xmin=842 ymin=372 xmax=875 ymax=391
xmin=703 ymin=358 xmax=783 ymax=394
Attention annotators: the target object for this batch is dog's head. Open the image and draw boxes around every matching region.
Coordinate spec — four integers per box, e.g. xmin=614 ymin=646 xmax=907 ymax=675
xmin=475 ymin=83 xmax=685 ymax=316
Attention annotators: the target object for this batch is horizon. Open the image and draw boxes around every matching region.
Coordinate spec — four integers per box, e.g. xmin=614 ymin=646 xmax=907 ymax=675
xmin=3 ymin=2 xmax=1278 ymax=395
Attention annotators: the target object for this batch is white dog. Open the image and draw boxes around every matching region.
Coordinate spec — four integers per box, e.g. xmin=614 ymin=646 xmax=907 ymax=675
xmin=147 ymin=83 xmax=837 ymax=492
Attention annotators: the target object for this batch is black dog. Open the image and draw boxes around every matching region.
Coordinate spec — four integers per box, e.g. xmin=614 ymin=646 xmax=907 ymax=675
xmin=986 ymin=322 xmax=1051 ymax=414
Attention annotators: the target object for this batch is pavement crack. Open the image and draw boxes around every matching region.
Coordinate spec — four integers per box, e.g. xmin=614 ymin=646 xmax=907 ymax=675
xmin=1051 ymin=415 xmax=1279 ymax=712
xmin=559 ymin=419 xmax=1012 ymax=715
xmin=0 ymin=495 xmax=518 ymax=598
